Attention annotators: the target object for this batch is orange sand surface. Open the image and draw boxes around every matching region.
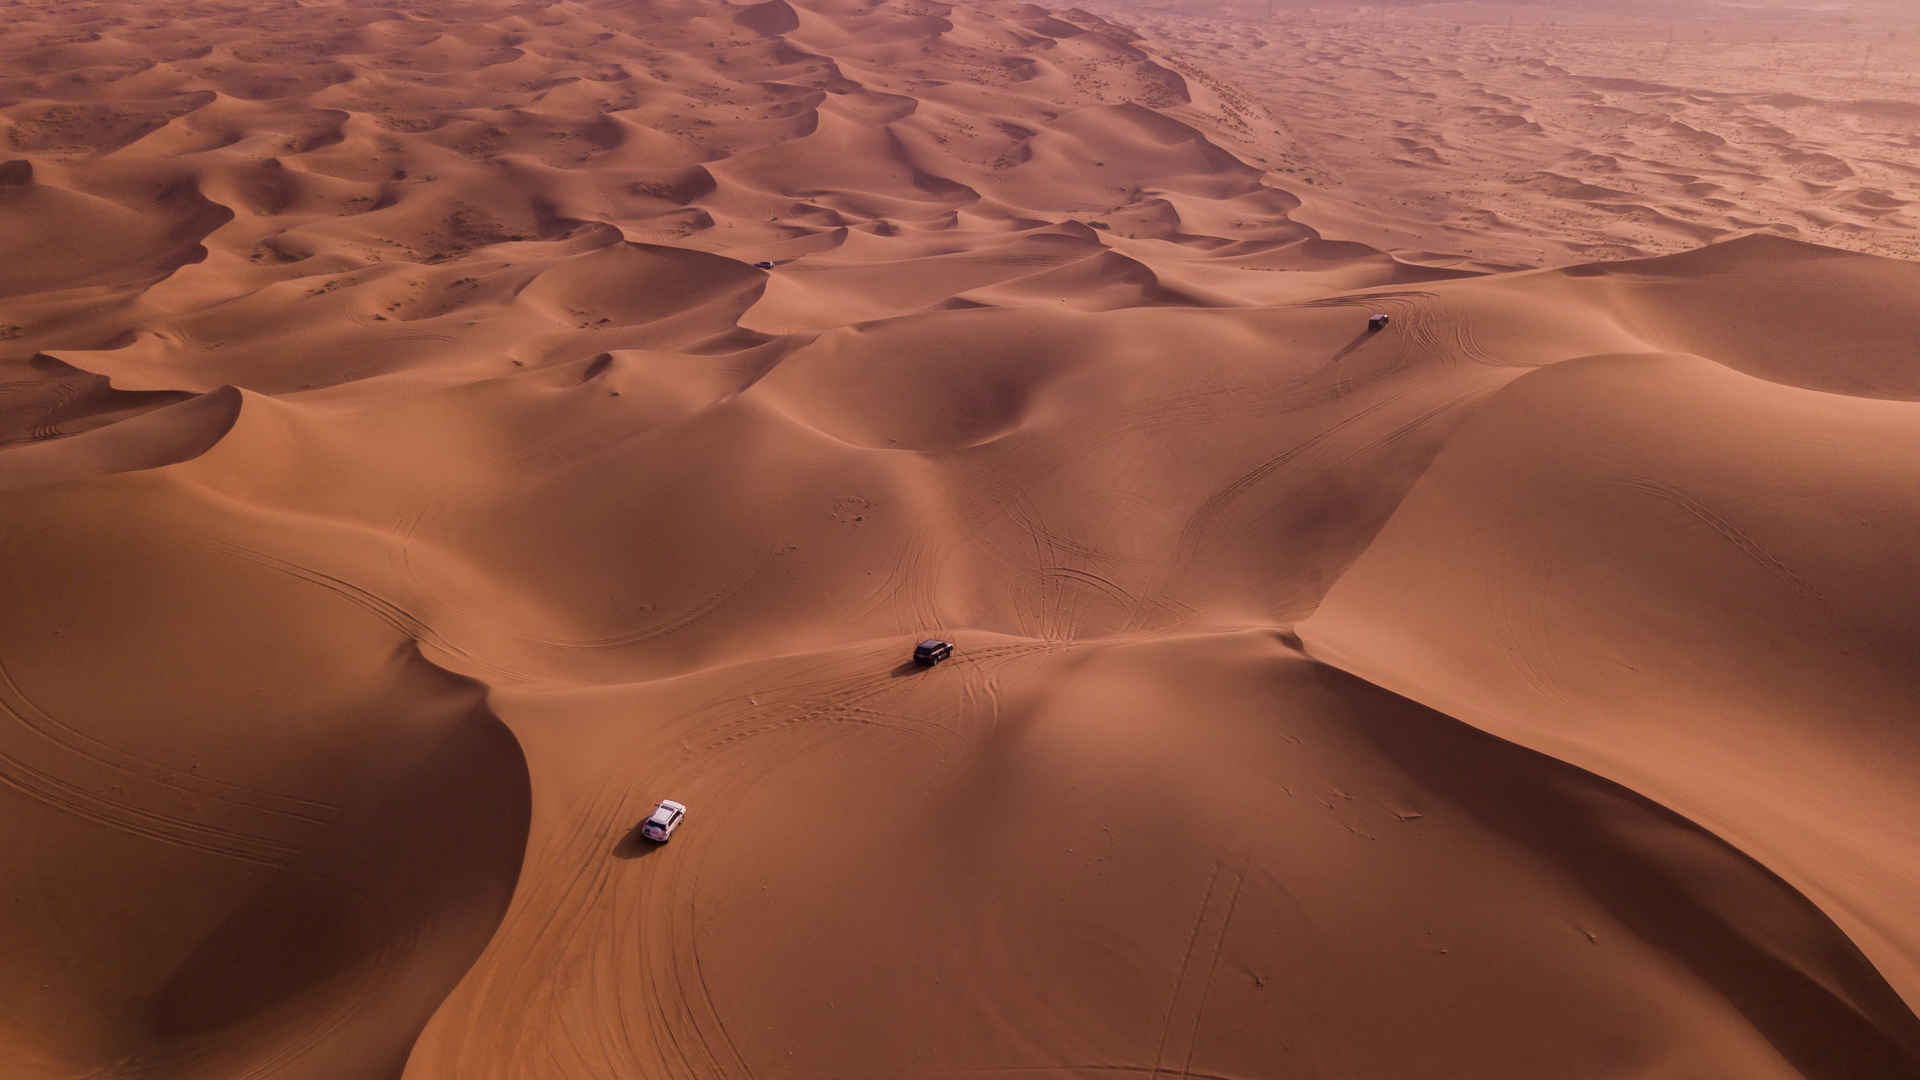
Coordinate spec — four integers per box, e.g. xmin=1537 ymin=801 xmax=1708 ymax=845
xmin=1 ymin=0 xmax=1917 ymax=1076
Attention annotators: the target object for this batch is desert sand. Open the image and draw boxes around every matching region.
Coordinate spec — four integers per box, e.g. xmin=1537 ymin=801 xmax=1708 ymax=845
xmin=1 ymin=0 xmax=1917 ymax=1077
xmin=1103 ymin=0 xmax=1920 ymax=269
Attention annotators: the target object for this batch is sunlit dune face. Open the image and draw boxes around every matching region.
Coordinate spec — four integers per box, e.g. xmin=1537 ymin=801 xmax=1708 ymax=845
xmin=0 ymin=0 xmax=1917 ymax=1077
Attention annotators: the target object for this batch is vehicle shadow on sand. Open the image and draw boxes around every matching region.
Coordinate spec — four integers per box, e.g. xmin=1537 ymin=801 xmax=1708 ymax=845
xmin=889 ymin=660 xmax=935 ymax=677
xmin=1328 ymin=328 xmax=1378 ymax=366
xmin=612 ymin=823 xmax=665 ymax=860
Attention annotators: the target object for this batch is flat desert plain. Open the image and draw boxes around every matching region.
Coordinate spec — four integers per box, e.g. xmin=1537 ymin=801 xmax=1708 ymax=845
xmin=1 ymin=0 xmax=1918 ymax=1077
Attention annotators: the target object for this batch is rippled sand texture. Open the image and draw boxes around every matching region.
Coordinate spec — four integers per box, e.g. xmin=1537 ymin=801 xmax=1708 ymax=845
xmin=1 ymin=0 xmax=1917 ymax=1077
xmin=1103 ymin=0 xmax=1920 ymax=268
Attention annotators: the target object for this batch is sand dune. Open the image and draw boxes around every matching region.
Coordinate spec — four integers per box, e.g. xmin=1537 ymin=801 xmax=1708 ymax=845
xmin=1301 ymin=343 xmax=1920 ymax=1009
xmin=1101 ymin=0 xmax=1920 ymax=269
xmin=2 ymin=0 xmax=1917 ymax=1076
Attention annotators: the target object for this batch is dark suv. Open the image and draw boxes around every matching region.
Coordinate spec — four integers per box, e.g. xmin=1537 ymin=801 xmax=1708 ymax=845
xmin=913 ymin=639 xmax=954 ymax=665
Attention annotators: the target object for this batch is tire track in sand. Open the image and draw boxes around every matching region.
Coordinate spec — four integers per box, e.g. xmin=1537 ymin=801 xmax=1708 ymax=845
xmin=199 ymin=537 xmax=536 ymax=683
xmin=0 ymin=648 xmax=340 ymax=825
xmin=1130 ymin=394 xmax=1401 ymax=630
xmin=1150 ymin=854 xmax=1248 ymax=1079
xmin=1610 ymin=477 xmax=1824 ymax=601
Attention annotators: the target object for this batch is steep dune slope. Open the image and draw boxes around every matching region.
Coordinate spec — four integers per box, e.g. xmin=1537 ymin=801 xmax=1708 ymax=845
xmin=0 ymin=451 xmax=529 ymax=1078
xmin=1300 ymin=347 xmax=1920 ymax=1010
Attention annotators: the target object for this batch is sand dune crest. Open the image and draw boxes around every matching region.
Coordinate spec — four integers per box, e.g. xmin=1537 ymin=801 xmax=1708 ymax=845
xmin=1 ymin=0 xmax=1916 ymax=1075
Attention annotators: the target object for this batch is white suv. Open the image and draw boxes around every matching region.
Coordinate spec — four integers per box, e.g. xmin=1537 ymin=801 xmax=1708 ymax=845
xmin=641 ymin=800 xmax=686 ymax=842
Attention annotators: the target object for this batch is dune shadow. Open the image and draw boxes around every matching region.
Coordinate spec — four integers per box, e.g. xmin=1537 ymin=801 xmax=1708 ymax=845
xmin=612 ymin=824 xmax=665 ymax=860
xmin=1306 ymin=660 xmax=1920 ymax=1077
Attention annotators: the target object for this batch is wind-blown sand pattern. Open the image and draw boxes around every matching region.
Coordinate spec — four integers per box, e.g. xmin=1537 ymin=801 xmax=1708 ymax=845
xmin=1 ymin=0 xmax=1917 ymax=1077
xmin=1102 ymin=0 xmax=1920 ymax=269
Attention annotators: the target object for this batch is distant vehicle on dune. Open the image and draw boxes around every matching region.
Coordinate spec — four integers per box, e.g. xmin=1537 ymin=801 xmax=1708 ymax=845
xmin=913 ymin=639 xmax=954 ymax=665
